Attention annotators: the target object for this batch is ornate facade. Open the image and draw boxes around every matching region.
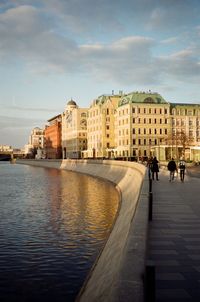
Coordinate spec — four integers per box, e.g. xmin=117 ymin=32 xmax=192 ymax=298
xmin=85 ymin=94 xmax=120 ymax=158
xmin=62 ymin=100 xmax=87 ymax=159
xmin=84 ymin=92 xmax=200 ymax=161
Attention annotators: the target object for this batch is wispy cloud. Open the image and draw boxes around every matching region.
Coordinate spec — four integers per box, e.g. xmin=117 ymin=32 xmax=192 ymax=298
xmin=2 ymin=105 xmax=62 ymax=113
xmin=0 ymin=115 xmax=44 ymax=130
xmin=0 ymin=1 xmax=199 ymax=86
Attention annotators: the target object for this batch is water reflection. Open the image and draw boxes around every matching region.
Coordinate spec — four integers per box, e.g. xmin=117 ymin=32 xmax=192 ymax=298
xmin=0 ymin=163 xmax=119 ymax=302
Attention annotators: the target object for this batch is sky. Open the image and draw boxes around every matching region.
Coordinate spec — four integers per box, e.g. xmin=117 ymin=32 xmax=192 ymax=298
xmin=0 ymin=0 xmax=200 ymax=148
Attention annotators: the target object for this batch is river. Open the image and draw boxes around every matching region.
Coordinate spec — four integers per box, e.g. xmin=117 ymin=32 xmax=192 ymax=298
xmin=0 ymin=162 xmax=119 ymax=302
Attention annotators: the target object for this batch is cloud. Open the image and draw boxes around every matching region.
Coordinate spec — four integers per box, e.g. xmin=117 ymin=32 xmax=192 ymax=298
xmin=161 ymin=37 xmax=178 ymax=44
xmin=0 ymin=115 xmax=44 ymax=130
xmin=0 ymin=1 xmax=199 ymax=87
xmin=3 ymin=105 xmax=62 ymax=113
xmin=158 ymin=47 xmax=200 ymax=82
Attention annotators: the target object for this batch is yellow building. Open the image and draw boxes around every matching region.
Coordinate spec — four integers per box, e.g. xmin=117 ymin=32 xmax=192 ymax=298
xmin=169 ymin=103 xmax=200 ymax=161
xmin=61 ymin=92 xmax=200 ymax=162
xmin=85 ymin=94 xmax=121 ymax=158
xmin=115 ymin=92 xmax=171 ymax=160
xmin=62 ymin=99 xmax=88 ymax=159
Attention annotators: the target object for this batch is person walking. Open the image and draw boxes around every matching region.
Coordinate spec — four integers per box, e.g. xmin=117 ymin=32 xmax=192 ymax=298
xmin=167 ymin=158 xmax=177 ymax=182
xmin=151 ymin=157 xmax=159 ymax=180
xmin=179 ymin=158 xmax=186 ymax=182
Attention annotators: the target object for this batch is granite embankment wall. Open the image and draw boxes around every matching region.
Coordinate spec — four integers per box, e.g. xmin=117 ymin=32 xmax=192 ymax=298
xmin=17 ymin=159 xmax=149 ymax=302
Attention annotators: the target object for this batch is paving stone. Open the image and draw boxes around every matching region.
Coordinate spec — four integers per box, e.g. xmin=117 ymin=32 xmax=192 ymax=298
xmin=147 ymin=169 xmax=200 ymax=301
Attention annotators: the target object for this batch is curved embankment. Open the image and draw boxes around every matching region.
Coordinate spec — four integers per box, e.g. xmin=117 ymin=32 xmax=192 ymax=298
xmin=17 ymin=159 xmax=149 ymax=302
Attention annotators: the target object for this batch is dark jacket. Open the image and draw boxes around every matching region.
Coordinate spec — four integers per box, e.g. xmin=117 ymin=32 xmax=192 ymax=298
xmin=168 ymin=160 xmax=177 ymax=171
xmin=151 ymin=158 xmax=159 ymax=172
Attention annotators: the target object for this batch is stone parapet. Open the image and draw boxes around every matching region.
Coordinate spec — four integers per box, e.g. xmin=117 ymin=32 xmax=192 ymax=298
xmin=17 ymin=159 xmax=148 ymax=302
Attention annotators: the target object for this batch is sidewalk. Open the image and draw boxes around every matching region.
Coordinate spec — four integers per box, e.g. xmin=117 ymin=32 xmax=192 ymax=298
xmin=147 ymin=168 xmax=200 ymax=302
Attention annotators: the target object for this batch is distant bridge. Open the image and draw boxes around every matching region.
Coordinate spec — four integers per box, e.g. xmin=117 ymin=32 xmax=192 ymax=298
xmin=0 ymin=150 xmax=25 ymax=161
xmin=0 ymin=151 xmax=13 ymax=161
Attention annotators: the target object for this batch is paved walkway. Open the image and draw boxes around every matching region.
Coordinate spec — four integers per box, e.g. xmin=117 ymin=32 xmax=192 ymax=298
xmin=147 ymin=167 xmax=200 ymax=302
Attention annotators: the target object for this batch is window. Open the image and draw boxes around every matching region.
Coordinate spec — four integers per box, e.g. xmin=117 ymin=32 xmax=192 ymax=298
xmin=189 ymin=130 xmax=193 ymax=137
xmin=144 ymin=139 xmax=146 ymax=145
xmin=149 ymin=108 xmax=151 ymax=114
xmin=138 ymin=128 xmax=141 ymax=134
xmin=149 ymin=118 xmax=151 ymax=124
xmin=154 ymin=129 xmax=157 ymax=134
xmin=165 ymin=129 xmax=167 ymax=135
xmin=132 ymin=107 xmax=135 ymax=114
xmin=164 ymin=109 xmax=167 ymax=114
xmin=165 ymin=119 xmax=168 ymax=124
xmin=160 ymin=109 xmax=162 ymax=114
xmin=133 ymin=128 xmax=135 ymax=134
xmin=133 ymin=118 xmax=135 ymax=123
xmin=160 ymin=119 xmax=162 ymax=124
xmin=149 ymin=129 xmax=152 ymax=134
xmin=154 ymin=119 xmax=157 ymax=124
xmin=144 ymin=118 xmax=146 ymax=124
xmin=144 ymin=128 xmax=146 ymax=134
xmin=133 ymin=139 xmax=136 ymax=145
xmin=138 ymin=139 xmax=141 ymax=145
xmin=107 ymin=142 xmax=110 ymax=148
xmin=160 ymin=129 xmax=162 ymax=134
xmin=106 ymin=108 xmax=109 ymax=115
xmin=106 ymin=125 xmax=109 ymax=130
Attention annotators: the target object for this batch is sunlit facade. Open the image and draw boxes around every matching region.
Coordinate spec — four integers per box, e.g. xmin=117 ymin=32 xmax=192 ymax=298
xmin=84 ymin=91 xmax=200 ymax=161
xmin=115 ymin=92 xmax=171 ymax=160
xmin=29 ymin=127 xmax=45 ymax=149
xmin=45 ymin=114 xmax=62 ymax=159
xmin=62 ymin=99 xmax=87 ymax=159
xmin=169 ymin=104 xmax=200 ymax=161
xmin=84 ymin=94 xmax=121 ymax=158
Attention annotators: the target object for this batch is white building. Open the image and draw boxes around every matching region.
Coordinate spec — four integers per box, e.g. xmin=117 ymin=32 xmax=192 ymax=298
xmin=62 ymin=99 xmax=88 ymax=159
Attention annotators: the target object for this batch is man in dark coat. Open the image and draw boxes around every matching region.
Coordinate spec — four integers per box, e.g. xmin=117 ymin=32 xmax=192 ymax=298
xmin=151 ymin=157 xmax=159 ymax=180
xmin=167 ymin=158 xmax=177 ymax=181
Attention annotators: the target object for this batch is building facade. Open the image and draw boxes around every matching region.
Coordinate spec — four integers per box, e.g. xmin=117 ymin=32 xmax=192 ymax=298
xmin=85 ymin=91 xmax=200 ymax=161
xmin=169 ymin=103 xmax=200 ymax=161
xmin=115 ymin=92 xmax=171 ymax=160
xmin=85 ymin=94 xmax=121 ymax=158
xmin=27 ymin=127 xmax=45 ymax=158
xmin=62 ymin=100 xmax=87 ymax=159
xmin=45 ymin=114 xmax=62 ymax=159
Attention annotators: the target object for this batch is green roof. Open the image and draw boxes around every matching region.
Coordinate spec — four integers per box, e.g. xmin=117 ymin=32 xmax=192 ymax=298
xmin=118 ymin=91 xmax=168 ymax=106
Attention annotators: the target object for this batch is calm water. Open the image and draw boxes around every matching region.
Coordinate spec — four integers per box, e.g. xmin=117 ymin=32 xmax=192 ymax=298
xmin=0 ymin=162 xmax=119 ymax=302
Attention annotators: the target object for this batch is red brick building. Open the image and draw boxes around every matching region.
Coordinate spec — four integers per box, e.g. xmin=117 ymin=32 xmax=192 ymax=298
xmin=45 ymin=114 xmax=62 ymax=159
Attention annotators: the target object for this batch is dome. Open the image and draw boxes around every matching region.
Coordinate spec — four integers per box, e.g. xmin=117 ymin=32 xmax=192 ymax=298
xmin=67 ymin=99 xmax=77 ymax=107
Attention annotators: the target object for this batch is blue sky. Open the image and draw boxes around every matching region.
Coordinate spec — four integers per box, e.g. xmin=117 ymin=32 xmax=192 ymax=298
xmin=0 ymin=0 xmax=200 ymax=148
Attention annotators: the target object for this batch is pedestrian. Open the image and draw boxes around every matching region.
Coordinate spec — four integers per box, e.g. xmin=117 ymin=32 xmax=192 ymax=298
xmin=151 ymin=157 xmax=159 ymax=180
xmin=167 ymin=158 xmax=177 ymax=181
xmin=179 ymin=158 xmax=186 ymax=182
xmin=147 ymin=157 xmax=153 ymax=179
